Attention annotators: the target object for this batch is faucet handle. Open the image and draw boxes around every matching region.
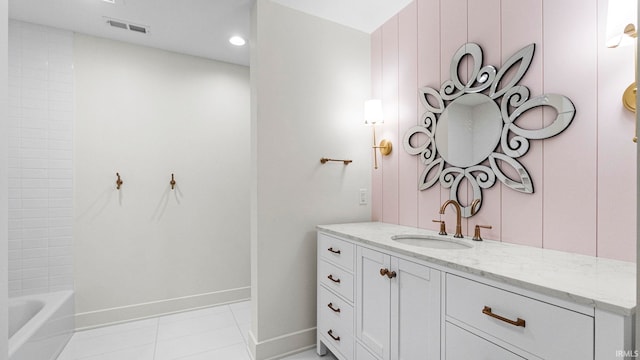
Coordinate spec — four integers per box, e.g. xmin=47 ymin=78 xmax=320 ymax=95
xmin=432 ymin=219 xmax=447 ymax=236
xmin=472 ymin=224 xmax=492 ymax=241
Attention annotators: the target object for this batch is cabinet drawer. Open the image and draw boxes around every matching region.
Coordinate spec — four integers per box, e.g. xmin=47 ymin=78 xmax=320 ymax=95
xmin=319 ymin=286 xmax=354 ymax=334
xmin=318 ymin=311 xmax=354 ymax=360
xmin=446 ymin=274 xmax=593 ymax=359
xmin=445 ymin=322 xmax=525 ymax=360
xmin=319 ymin=233 xmax=355 ymax=271
xmin=319 ymin=260 xmax=354 ymax=302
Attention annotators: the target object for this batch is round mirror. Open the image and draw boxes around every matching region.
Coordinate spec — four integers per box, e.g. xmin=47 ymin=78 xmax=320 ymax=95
xmin=435 ymin=93 xmax=502 ymax=168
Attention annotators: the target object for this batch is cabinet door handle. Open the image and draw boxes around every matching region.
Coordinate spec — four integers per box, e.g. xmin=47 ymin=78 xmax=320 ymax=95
xmin=482 ymin=306 xmax=526 ymax=327
xmin=327 ymin=274 xmax=341 ymax=283
xmin=327 ymin=247 xmax=341 ymax=254
xmin=379 ymin=268 xmax=397 ymax=279
xmin=327 ymin=329 xmax=341 ymax=342
xmin=327 ymin=302 xmax=341 ymax=313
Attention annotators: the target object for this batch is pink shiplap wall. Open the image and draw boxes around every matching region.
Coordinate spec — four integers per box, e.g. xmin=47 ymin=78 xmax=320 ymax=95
xmin=371 ymin=0 xmax=637 ymax=262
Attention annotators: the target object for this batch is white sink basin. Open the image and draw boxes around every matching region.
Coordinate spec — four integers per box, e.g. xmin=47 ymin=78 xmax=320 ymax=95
xmin=391 ymin=235 xmax=473 ymax=250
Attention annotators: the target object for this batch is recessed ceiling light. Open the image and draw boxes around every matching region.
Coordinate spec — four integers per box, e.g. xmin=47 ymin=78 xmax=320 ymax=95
xmin=229 ymin=36 xmax=246 ymax=46
xmin=102 ymin=0 xmax=115 ymax=3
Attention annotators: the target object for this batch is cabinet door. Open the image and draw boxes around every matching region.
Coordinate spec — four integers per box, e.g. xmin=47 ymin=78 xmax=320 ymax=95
xmin=391 ymin=258 xmax=441 ymax=360
xmin=357 ymin=247 xmax=391 ymax=360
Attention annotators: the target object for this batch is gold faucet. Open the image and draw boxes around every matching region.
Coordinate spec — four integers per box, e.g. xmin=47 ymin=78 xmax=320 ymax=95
xmin=440 ymin=199 xmax=463 ymax=238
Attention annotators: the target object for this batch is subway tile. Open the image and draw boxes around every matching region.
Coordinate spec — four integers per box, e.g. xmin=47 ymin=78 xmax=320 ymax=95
xmin=49 ymin=284 xmax=74 ymax=292
xmin=21 ymin=118 xmax=49 ymax=130
xmin=22 ymin=87 xmax=48 ymax=100
xmin=22 ymin=256 xmax=48 ymax=269
xmin=22 ymin=208 xmax=48 ymax=218
xmin=49 ymin=130 xmax=72 ymax=141
xmin=9 ymin=270 xmax=22 ymax=281
xmin=22 ymin=228 xmax=47 ymax=239
xmin=49 ymin=179 xmax=72 ymax=188
xmin=22 ymin=287 xmax=49 ymax=296
xmin=8 ymin=209 xmax=22 ymax=220
xmin=49 ymin=71 xmax=73 ymax=84
xmin=8 ymin=219 xmax=22 ymax=230
xmin=9 ymin=280 xmax=22 ymax=291
xmin=8 ymin=230 xmax=21 ymax=241
xmin=21 ymin=178 xmax=48 ymax=188
xmin=22 ymin=238 xmax=48 ymax=249
xmin=49 ymin=120 xmax=73 ymax=131
xmin=22 ymin=278 xmax=49 ymax=292
xmin=22 ymin=218 xmax=47 ymax=228
xmin=9 ymin=290 xmax=22 ymax=298
xmin=20 ymin=161 xmax=49 ymax=173
xmin=21 ymin=77 xmax=48 ymax=90
xmin=22 ymin=267 xmax=48 ymax=279
xmin=50 ymin=188 xmax=72 ymax=198
xmin=21 ymin=138 xmax=48 ymax=149
xmin=22 ymin=199 xmax=49 ymax=209
xmin=8 ymin=250 xmax=21 ymax=260
xmin=8 ymin=240 xmax=21 ymax=251
xmin=8 ymin=259 xmax=21 ymax=272
xmin=22 ymin=247 xmax=48 ymax=259
xmin=22 ymin=67 xmax=48 ymax=81
xmin=22 ymin=188 xmax=48 ymax=199
xmin=21 ymin=128 xmax=47 ymax=139
xmin=21 ymin=168 xmax=48 ymax=179
xmin=8 ymin=199 xmax=20 ymax=209
xmin=21 ymin=148 xmax=48 ymax=159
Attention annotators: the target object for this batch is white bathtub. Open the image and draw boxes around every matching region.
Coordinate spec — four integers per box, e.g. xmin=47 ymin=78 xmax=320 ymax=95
xmin=9 ymin=291 xmax=74 ymax=360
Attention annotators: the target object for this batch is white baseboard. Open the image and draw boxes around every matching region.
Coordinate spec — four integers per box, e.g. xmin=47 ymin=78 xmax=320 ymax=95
xmin=248 ymin=326 xmax=316 ymax=360
xmin=75 ymin=286 xmax=250 ymax=330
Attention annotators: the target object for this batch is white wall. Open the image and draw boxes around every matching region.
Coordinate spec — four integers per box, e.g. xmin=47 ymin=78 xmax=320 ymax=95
xmin=1 ymin=0 xmax=10 ymax=357
xmin=250 ymin=1 xmax=371 ymax=358
xmin=74 ymin=34 xmax=251 ymax=328
xmin=7 ymin=20 xmax=74 ymax=297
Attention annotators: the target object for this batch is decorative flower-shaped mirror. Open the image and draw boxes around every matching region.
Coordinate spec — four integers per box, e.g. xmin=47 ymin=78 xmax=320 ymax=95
xmin=403 ymin=43 xmax=575 ymax=217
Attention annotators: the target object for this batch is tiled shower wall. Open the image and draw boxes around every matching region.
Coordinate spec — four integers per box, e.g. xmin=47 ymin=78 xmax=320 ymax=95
xmin=8 ymin=20 xmax=74 ymax=296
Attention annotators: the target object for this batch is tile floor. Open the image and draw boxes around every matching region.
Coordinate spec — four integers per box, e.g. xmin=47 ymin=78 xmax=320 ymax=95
xmin=57 ymin=300 xmax=337 ymax=360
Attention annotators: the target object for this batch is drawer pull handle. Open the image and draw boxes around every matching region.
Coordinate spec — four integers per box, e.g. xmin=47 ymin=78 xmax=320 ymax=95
xmin=327 ymin=247 xmax=341 ymax=254
xmin=379 ymin=268 xmax=397 ymax=279
xmin=482 ymin=306 xmax=526 ymax=328
xmin=327 ymin=302 xmax=341 ymax=313
xmin=327 ymin=274 xmax=341 ymax=283
xmin=327 ymin=329 xmax=341 ymax=342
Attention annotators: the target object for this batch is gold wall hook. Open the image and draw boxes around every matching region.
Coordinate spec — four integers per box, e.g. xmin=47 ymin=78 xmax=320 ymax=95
xmin=170 ymin=173 xmax=176 ymax=190
xmin=116 ymin=173 xmax=123 ymax=190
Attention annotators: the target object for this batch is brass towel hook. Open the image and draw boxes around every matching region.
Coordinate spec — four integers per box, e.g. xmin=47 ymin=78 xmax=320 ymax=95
xmin=116 ymin=173 xmax=123 ymax=190
xmin=170 ymin=173 xmax=176 ymax=190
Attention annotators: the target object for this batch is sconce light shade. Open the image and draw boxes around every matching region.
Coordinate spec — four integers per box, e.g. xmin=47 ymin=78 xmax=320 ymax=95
xmin=606 ymin=0 xmax=637 ymax=48
xmin=364 ymin=99 xmax=383 ymax=124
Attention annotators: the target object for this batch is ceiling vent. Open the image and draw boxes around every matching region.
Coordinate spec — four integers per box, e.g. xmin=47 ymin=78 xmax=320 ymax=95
xmin=104 ymin=17 xmax=149 ymax=35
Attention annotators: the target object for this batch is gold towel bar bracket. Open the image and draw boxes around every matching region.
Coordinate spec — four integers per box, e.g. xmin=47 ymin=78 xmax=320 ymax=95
xmin=170 ymin=173 xmax=176 ymax=190
xmin=320 ymin=158 xmax=352 ymax=165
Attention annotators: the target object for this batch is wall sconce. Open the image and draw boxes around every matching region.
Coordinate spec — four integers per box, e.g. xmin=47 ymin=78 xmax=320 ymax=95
xmin=364 ymin=99 xmax=392 ymax=169
xmin=606 ymin=0 xmax=638 ymax=141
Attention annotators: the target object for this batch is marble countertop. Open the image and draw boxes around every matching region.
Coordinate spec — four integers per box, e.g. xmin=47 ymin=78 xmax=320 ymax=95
xmin=317 ymin=222 xmax=636 ymax=316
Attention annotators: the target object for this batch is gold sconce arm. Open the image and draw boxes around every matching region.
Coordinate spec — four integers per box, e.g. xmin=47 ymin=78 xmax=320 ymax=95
xmin=371 ymin=126 xmax=392 ymax=170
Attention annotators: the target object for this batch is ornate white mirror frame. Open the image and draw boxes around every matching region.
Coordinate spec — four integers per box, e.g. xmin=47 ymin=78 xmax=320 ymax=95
xmin=403 ymin=43 xmax=576 ymax=217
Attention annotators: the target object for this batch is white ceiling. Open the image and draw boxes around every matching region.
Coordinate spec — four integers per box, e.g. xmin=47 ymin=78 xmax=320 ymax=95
xmin=8 ymin=0 xmax=411 ymax=67
xmin=271 ymin=0 xmax=413 ymax=34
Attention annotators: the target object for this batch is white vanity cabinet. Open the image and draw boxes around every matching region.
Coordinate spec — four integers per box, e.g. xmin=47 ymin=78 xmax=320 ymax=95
xmin=356 ymin=246 xmax=441 ymax=360
xmin=317 ymin=233 xmax=356 ymax=360
xmin=317 ymin=225 xmax=635 ymax=360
